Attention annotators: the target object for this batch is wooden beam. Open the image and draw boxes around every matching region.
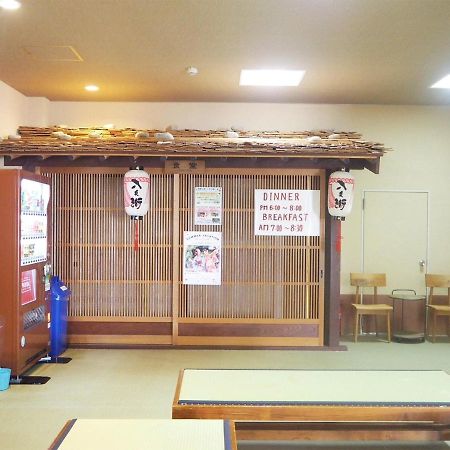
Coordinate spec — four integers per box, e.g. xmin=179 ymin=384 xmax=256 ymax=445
xmin=364 ymin=158 xmax=381 ymax=174
xmin=2 ymin=153 xmax=384 ymax=173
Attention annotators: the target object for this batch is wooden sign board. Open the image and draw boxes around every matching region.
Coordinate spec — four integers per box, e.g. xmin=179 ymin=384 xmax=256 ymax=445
xmin=164 ymin=160 xmax=205 ymax=173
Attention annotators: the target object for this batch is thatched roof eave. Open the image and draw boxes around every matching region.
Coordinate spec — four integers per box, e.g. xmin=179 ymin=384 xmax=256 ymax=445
xmin=0 ymin=127 xmax=387 ymax=173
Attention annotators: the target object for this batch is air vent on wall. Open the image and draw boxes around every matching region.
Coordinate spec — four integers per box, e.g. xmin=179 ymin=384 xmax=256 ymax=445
xmin=22 ymin=45 xmax=83 ymax=62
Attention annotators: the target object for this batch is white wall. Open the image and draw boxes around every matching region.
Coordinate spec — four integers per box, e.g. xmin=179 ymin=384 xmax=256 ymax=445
xmin=342 ymin=107 xmax=450 ymax=292
xmin=49 ymin=101 xmax=431 ymax=132
xmin=0 ymin=81 xmax=49 ymax=136
xmin=0 ymin=81 xmax=49 ymax=167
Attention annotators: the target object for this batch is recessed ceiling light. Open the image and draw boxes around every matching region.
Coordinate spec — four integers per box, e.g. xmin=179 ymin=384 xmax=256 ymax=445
xmin=431 ymin=74 xmax=450 ymax=89
xmin=186 ymin=66 xmax=199 ymax=76
xmin=240 ymin=69 xmax=305 ymax=87
xmin=84 ymin=85 xmax=99 ymax=92
xmin=0 ymin=0 xmax=21 ymax=10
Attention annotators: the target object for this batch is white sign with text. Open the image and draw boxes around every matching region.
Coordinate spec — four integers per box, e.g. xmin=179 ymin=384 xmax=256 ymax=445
xmin=254 ymin=189 xmax=321 ymax=236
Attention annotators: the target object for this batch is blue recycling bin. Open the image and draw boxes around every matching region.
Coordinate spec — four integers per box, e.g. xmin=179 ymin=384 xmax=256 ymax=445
xmin=50 ymin=276 xmax=71 ymax=358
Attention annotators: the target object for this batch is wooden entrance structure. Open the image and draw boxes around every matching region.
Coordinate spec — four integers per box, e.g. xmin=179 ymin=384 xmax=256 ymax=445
xmin=0 ymin=126 xmax=387 ymax=349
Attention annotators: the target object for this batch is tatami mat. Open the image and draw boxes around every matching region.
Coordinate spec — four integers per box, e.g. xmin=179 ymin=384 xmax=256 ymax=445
xmin=179 ymin=369 xmax=450 ymax=404
xmin=1 ymin=340 xmax=449 ymax=449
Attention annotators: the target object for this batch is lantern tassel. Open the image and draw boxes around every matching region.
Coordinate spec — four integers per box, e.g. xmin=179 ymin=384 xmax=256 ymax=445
xmin=335 ymin=221 xmax=343 ymax=253
xmin=134 ymin=220 xmax=139 ymax=252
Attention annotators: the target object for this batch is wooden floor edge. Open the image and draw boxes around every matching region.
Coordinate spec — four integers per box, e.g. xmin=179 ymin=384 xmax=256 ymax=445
xmin=67 ymin=342 xmax=347 ymax=351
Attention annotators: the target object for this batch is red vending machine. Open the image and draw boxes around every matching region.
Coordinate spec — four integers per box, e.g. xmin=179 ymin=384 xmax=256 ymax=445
xmin=0 ymin=169 xmax=51 ymax=377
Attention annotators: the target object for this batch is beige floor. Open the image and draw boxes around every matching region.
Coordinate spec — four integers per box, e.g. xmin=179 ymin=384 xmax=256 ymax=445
xmin=0 ymin=339 xmax=449 ymax=450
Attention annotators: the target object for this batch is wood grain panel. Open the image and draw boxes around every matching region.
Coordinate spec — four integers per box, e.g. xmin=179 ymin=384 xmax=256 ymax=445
xmin=235 ymin=422 xmax=448 ymax=441
xmin=175 ymin=336 xmax=320 ymax=346
xmin=172 ymin=402 xmax=450 ymax=424
xmin=68 ymin=321 xmax=172 ymax=335
xmin=68 ymin=335 xmax=172 ymax=345
xmin=178 ymin=323 xmax=319 ymax=337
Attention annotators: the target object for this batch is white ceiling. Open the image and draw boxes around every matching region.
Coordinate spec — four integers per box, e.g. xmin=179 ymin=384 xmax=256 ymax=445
xmin=0 ymin=0 xmax=449 ymax=104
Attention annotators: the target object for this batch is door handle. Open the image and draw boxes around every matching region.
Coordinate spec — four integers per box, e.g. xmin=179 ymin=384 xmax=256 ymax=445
xmin=419 ymin=259 xmax=426 ymax=271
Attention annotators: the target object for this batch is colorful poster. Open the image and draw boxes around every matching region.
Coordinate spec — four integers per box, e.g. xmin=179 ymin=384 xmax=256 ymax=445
xmin=20 ymin=179 xmax=49 ymax=266
xmin=183 ymin=231 xmax=221 ymax=285
xmin=20 ymin=179 xmax=50 ymax=214
xmin=21 ymin=269 xmax=37 ymax=305
xmin=21 ymin=214 xmax=47 ymax=238
xmin=194 ymin=187 xmax=222 ymax=225
xmin=254 ymin=189 xmax=321 ymax=236
xmin=20 ymin=237 xmax=47 ymax=266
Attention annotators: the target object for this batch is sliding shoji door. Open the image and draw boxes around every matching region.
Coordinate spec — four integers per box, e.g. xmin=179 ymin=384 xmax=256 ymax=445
xmin=175 ymin=169 xmax=325 ymax=347
xmin=43 ymin=168 xmax=174 ymax=346
xmin=43 ymin=167 xmax=325 ymax=347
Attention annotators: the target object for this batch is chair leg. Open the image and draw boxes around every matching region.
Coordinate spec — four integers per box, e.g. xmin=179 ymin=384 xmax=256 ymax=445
xmin=374 ymin=315 xmax=378 ymax=337
xmin=386 ymin=313 xmax=391 ymax=343
xmin=433 ymin=312 xmax=437 ymax=343
xmin=354 ymin=313 xmax=359 ymax=343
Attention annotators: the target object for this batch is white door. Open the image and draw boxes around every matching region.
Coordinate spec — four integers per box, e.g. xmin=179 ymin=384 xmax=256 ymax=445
xmin=362 ymin=191 xmax=428 ymax=295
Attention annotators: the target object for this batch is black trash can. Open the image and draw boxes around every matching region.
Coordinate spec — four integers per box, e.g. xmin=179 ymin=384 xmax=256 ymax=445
xmin=50 ymin=276 xmax=71 ymax=358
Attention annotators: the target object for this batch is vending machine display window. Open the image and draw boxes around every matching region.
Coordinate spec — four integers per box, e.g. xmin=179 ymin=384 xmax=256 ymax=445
xmin=20 ymin=179 xmax=50 ymax=266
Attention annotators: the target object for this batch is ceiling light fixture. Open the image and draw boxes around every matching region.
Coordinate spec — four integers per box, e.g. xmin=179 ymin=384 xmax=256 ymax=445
xmin=240 ymin=69 xmax=305 ymax=87
xmin=0 ymin=0 xmax=21 ymax=10
xmin=430 ymin=74 xmax=450 ymax=89
xmin=186 ymin=66 xmax=199 ymax=76
xmin=84 ymin=85 xmax=99 ymax=92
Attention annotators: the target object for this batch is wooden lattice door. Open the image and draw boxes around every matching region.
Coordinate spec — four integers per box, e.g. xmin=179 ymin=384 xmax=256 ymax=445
xmin=42 ymin=167 xmax=325 ymax=347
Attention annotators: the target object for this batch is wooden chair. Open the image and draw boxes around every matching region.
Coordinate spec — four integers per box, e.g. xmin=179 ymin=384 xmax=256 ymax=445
xmin=350 ymin=273 xmax=393 ymax=343
xmin=425 ymin=274 xmax=450 ymax=342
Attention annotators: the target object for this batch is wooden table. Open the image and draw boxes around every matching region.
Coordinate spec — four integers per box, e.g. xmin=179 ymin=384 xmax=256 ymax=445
xmin=172 ymin=369 xmax=450 ymax=441
xmin=49 ymin=419 xmax=237 ymax=450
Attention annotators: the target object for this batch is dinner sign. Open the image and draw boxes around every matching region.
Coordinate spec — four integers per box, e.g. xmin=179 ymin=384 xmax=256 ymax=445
xmin=254 ymin=189 xmax=320 ymax=236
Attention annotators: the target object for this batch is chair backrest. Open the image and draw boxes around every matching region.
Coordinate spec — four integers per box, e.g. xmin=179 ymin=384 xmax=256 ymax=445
xmin=425 ymin=274 xmax=450 ymax=306
xmin=350 ymin=273 xmax=386 ymax=305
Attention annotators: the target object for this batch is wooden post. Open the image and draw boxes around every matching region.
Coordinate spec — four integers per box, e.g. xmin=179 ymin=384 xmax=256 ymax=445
xmin=324 ymin=169 xmax=342 ymax=348
xmin=172 ymin=174 xmax=180 ymax=344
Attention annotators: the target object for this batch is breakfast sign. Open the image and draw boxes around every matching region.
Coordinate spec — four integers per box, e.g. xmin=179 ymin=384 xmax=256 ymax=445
xmin=254 ymin=189 xmax=320 ymax=236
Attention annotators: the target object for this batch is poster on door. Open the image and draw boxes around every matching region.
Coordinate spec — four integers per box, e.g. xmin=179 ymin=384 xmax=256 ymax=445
xmin=194 ymin=187 xmax=222 ymax=225
xmin=183 ymin=231 xmax=221 ymax=285
xmin=254 ymin=189 xmax=321 ymax=236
